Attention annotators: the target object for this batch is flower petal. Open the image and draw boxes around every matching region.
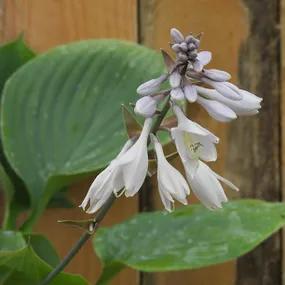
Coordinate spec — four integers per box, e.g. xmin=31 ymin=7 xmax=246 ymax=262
xmin=186 ymin=161 xmax=228 ymax=209
xmin=193 ymin=60 xmax=203 ymax=72
xmin=203 ymin=78 xmax=242 ymax=100
xmin=197 ymin=96 xmax=237 ymax=122
xmin=197 ymin=51 xmax=212 ymax=66
xmin=184 ymin=84 xmax=198 ymax=103
xmin=169 ymin=71 xmax=182 ymax=88
xmin=171 ymin=88 xmax=185 ymax=101
xmin=118 ymin=119 xmax=152 ymax=197
xmin=203 ymin=69 xmax=231 ymax=82
xmin=213 ymin=172 xmax=239 ymax=192
xmin=152 ymin=134 xmax=190 ymax=211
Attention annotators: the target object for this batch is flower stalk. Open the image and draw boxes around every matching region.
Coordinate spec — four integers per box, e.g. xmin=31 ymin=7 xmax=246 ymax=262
xmin=39 ymin=101 xmax=171 ymax=285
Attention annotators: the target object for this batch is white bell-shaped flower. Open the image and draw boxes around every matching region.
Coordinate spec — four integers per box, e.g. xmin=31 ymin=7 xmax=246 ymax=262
xmin=171 ymin=105 xmax=219 ymax=177
xmin=151 ymin=134 xmax=190 ymax=211
xmin=186 ymin=160 xmax=238 ymax=209
xmin=117 ymin=118 xmax=152 ymax=197
xmin=80 ymin=139 xmax=134 ymax=213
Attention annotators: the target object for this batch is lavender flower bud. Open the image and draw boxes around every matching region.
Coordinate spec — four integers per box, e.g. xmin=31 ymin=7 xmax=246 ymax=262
xmin=170 ymin=28 xmax=184 ymax=43
xmin=179 ymin=42 xmax=188 ymax=51
xmin=184 ymin=84 xmax=198 ymax=103
xmin=202 ymin=78 xmax=242 ymax=100
xmin=171 ymin=43 xmax=181 ymax=52
xmin=177 ymin=52 xmax=188 ymax=61
xmin=203 ymin=69 xmax=231 ymax=82
xmin=197 ymin=96 xmax=237 ymax=122
xmin=134 ymin=96 xmax=157 ymax=118
xmin=136 ymin=74 xmax=167 ymax=96
xmin=185 ymin=35 xmax=195 ymax=43
xmin=171 ymin=88 xmax=185 ymax=101
xmin=188 ymin=43 xmax=196 ymax=51
xmin=169 ymin=71 xmax=182 ymax=88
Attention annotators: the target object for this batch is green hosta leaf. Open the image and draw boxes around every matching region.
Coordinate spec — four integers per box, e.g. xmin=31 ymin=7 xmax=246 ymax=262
xmin=0 ymin=163 xmax=15 ymax=229
xmin=0 ymin=231 xmax=88 ymax=285
xmin=0 ymin=35 xmax=35 ymax=94
xmin=94 ymin=200 xmax=285 ymax=284
xmin=1 ymin=39 xmax=164 ymax=228
xmin=24 ymin=234 xmax=60 ymax=267
xmin=0 ymin=36 xmax=35 ymax=229
xmin=0 ymin=231 xmax=26 ymax=251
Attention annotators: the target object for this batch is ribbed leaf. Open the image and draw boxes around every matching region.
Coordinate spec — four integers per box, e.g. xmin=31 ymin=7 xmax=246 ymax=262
xmin=0 ymin=36 xmax=35 ymax=229
xmin=0 ymin=36 xmax=35 ymax=94
xmin=0 ymin=231 xmax=88 ymax=285
xmin=23 ymin=234 xmax=60 ymax=267
xmin=0 ymin=163 xmax=15 ymax=229
xmin=1 ymin=40 xmax=164 ymax=226
xmin=94 ymin=200 xmax=285 ymax=284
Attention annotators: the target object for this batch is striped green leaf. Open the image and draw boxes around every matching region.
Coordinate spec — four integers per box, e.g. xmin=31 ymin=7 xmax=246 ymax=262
xmin=1 ymin=40 xmax=164 ymax=228
xmin=94 ymin=200 xmax=285 ymax=284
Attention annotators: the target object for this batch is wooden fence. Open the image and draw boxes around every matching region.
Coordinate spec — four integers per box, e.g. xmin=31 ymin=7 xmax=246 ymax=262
xmin=0 ymin=0 xmax=282 ymax=284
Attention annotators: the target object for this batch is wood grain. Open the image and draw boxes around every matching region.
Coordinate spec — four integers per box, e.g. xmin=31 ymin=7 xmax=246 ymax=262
xmin=0 ymin=0 xmax=138 ymax=284
xmin=139 ymin=0 xmax=248 ymax=284
xmin=1 ymin=0 xmax=137 ymax=52
xmin=227 ymin=1 xmax=282 ymax=284
xmin=282 ymin=1 xmax=285 ymax=284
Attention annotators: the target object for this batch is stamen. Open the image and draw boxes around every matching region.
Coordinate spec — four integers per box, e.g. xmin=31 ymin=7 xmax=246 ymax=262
xmin=190 ymin=142 xmax=203 ymax=153
xmin=114 ymin=188 xmax=126 ymax=198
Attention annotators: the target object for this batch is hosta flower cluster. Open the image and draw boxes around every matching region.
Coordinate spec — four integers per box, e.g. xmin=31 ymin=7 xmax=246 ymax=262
xmin=81 ymin=28 xmax=262 ymax=213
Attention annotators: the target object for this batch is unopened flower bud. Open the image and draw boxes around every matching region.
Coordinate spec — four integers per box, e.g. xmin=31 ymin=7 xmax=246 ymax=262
xmin=177 ymin=52 xmax=188 ymax=61
xmin=203 ymin=69 xmax=231 ymax=82
xmin=179 ymin=42 xmax=188 ymax=51
xmin=171 ymin=88 xmax=184 ymax=101
xmin=171 ymin=43 xmax=181 ymax=52
xmin=185 ymin=35 xmax=195 ymax=43
xmin=169 ymin=71 xmax=181 ymax=88
xmin=170 ymin=28 xmax=184 ymax=43
xmin=184 ymin=84 xmax=198 ymax=103
xmin=136 ymin=74 xmax=167 ymax=96
xmin=188 ymin=43 xmax=196 ymax=51
xmin=134 ymin=96 xmax=157 ymax=118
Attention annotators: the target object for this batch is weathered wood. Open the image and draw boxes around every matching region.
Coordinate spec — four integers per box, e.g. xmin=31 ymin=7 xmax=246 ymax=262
xmin=0 ymin=1 xmax=138 ymax=284
xmin=282 ymin=0 xmax=285 ymax=284
xmin=227 ymin=1 xmax=282 ymax=284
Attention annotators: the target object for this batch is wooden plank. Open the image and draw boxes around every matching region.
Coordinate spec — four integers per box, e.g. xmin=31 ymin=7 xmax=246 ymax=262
xmin=227 ymin=1 xmax=282 ymax=285
xmin=1 ymin=0 xmax=137 ymax=52
xmin=0 ymin=0 xmax=138 ymax=284
xmin=282 ymin=0 xmax=285 ymax=284
xmin=138 ymin=0 xmax=248 ymax=284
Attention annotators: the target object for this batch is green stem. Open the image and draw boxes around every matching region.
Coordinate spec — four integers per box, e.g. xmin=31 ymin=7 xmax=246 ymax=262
xmin=38 ymin=194 xmax=116 ymax=285
xmin=152 ymin=96 xmax=170 ymax=133
xmin=38 ymin=100 xmax=170 ymax=285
